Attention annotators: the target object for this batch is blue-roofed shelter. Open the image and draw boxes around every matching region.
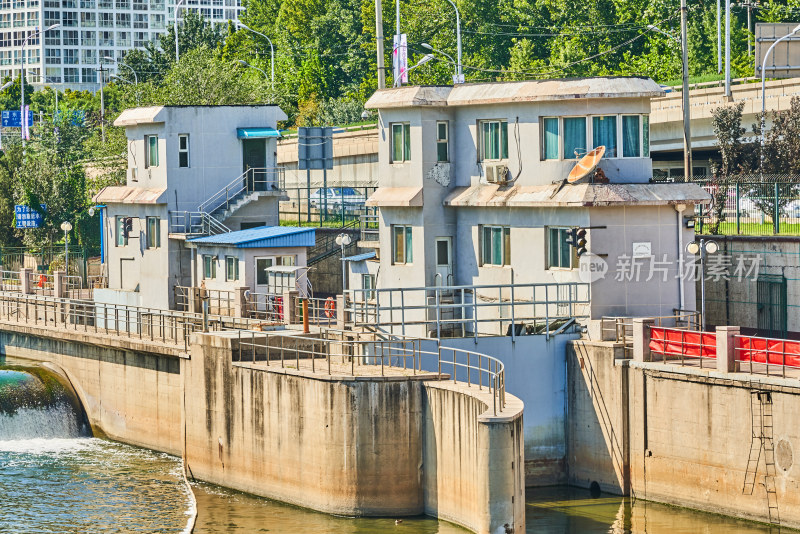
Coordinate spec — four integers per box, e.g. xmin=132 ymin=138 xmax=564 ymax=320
xmin=188 ymin=226 xmax=315 ymax=296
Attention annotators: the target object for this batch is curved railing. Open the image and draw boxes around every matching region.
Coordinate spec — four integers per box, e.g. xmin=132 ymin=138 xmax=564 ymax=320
xmin=235 ymin=328 xmax=506 ymax=415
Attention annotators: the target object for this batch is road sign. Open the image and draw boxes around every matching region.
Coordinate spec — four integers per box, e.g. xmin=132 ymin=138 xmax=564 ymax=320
xmin=298 ymin=127 xmax=333 ymax=170
xmin=2 ymin=110 xmax=34 ymax=128
xmin=14 ymin=204 xmax=46 ymax=229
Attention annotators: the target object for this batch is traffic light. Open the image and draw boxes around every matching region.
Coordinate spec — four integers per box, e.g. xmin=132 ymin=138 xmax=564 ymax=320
xmin=565 ymin=227 xmax=588 ymax=257
xmin=123 ymin=217 xmax=133 ymax=238
xmin=565 ymin=228 xmax=578 ymax=248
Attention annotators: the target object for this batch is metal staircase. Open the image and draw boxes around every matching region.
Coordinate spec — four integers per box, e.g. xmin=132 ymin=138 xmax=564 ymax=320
xmin=743 ymin=390 xmax=780 ymax=526
xmin=199 ymin=167 xmax=285 ymax=221
xmin=307 ymin=221 xmax=360 ymax=266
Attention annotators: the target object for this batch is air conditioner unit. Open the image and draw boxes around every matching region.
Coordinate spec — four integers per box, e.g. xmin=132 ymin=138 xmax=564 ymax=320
xmin=485 ymin=164 xmax=509 ymax=184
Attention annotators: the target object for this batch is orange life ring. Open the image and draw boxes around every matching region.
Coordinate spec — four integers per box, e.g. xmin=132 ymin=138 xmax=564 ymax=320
xmin=324 ymin=297 xmax=336 ymax=318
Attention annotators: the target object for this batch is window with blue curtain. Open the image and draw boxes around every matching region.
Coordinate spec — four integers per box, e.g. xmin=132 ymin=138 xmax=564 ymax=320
xmin=543 ymin=117 xmax=559 ymax=160
xmin=592 ymin=115 xmax=617 ymax=157
xmin=481 ymin=225 xmax=510 ymax=266
xmin=563 ymin=117 xmax=586 ymax=159
xmin=643 ymin=115 xmax=650 ymax=157
xmin=622 ymin=115 xmax=640 ymax=158
xmin=481 ymin=120 xmax=508 ymax=160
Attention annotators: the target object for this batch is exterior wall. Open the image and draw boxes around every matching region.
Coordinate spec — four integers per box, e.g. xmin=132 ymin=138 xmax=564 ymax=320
xmin=0 ymin=328 xmax=184 ymax=455
xmin=193 ymin=244 xmax=308 ymax=293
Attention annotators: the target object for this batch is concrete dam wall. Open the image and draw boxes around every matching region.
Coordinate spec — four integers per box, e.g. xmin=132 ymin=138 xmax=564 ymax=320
xmin=0 ymin=324 xmax=524 ymax=534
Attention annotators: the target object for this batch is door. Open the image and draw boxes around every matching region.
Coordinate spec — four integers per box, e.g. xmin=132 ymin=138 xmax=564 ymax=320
xmin=435 ymin=237 xmax=452 ymax=286
xmin=757 ymin=274 xmax=787 ymax=338
xmin=242 ymin=140 xmax=267 ymax=191
xmin=253 ymin=256 xmax=281 ymax=320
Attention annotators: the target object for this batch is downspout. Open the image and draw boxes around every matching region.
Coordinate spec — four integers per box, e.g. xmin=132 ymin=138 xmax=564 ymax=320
xmin=675 ymin=204 xmax=687 ymax=311
xmin=190 ymin=246 xmax=196 ymax=288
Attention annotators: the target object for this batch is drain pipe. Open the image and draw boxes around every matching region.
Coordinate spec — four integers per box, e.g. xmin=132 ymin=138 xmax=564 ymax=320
xmin=675 ymin=204 xmax=687 ymax=311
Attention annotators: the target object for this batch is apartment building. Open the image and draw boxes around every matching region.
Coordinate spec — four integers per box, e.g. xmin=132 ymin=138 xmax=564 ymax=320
xmin=361 ymin=78 xmax=711 ymax=320
xmin=0 ymin=0 xmax=242 ymax=89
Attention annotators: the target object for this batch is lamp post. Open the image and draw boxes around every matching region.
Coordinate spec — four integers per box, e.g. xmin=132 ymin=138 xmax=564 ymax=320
xmin=441 ymin=0 xmax=462 ymax=83
xmin=421 ymin=43 xmax=458 ymax=83
xmin=647 ymin=22 xmax=692 ymax=182
xmin=20 ymin=23 xmax=61 ymax=146
xmin=393 ymin=54 xmax=434 ymax=87
xmin=335 ymin=233 xmax=352 ymax=294
xmin=760 ymin=24 xmax=800 ymax=178
xmin=237 ymin=59 xmax=269 ymax=81
xmin=236 ymin=22 xmax=274 ymax=92
xmin=61 ymin=221 xmax=73 ymax=274
xmin=687 ymin=239 xmax=718 ymax=331
xmin=174 ymin=0 xmax=186 ymax=62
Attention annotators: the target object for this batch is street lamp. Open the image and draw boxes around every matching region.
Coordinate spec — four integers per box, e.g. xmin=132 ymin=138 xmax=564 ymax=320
xmin=440 ymin=0 xmax=463 ymax=83
xmin=647 ymin=22 xmax=692 ymax=182
xmin=421 ymin=43 xmax=458 ymax=84
xmin=237 ymin=59 xmax=269 ymax=82
xmin=236 ymin=22 xmax=275 ymax=92
xmin=393 ymin=54 xmax=434 ymax=88
xmin=760 ymin=24 xmax=800 ymax=177
xmin=335 ymin=233 xmax=352 ymax=294
xmin=20 ymin=23 xmax=61 ymax=146
xmin=174 ymin=0 xmax=186 ymax=62
xmin=61 ymin=221 xmax=73 ymax=274
xmin=687 ymin=239 xmax=719 ymax=331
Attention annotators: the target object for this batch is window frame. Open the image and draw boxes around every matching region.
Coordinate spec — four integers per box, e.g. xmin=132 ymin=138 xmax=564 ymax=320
xmin=116 ymin=216 xmax=127 ymax=246
xmin=178 ymin=133 xmax=189 ymax=168
xmin=436 ymin=120 xmax=449 ymax=163
xmin=145 ymin=216 xmax=160 ymax=249
xmin=547 ymin=227 xmax=575 ymax=270
xmin=591 ymin=115 xmax=619 ymax=159
xmin=621 ymin=114 xmax=643 ymax=158
xmin=203 ymin=255 xmax=216 ymax=279
xmin=541 ymin=116 xmax=560 ymax=161
xmin=391 ymin=225 xmax=413 ymax=265
xmin=362 ymin=273 xmax=376 ymax=300
xmin=225 ymin=256 xmax=239 ymax=281
xmin=478 ymin=119 xmax=509 ymax=162
xmin=479 ymin=225 xmax=511 ymax=267
xmin=390 ymin=122 xmax=411 ymax=163
xmin=144 ymin=134 xmax=158 ymax=168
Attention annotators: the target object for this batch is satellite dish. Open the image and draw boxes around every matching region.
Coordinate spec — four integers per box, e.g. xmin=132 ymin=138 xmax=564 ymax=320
xmin=567 ymin=146 xmax=606 ymax=184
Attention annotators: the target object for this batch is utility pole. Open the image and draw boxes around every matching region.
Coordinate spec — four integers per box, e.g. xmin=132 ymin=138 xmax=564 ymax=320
xmin=717 ymin=0 xmax=722 ymax=73
xmin=681 ymin=0 xmax=693 ymax=181
xmin=375 ymin=0 xmax=385 ymax=89
xmin=725 ymin=0 xmax=731 ymax=98
xmin=96 ymin=64 xmax=106 ymax=144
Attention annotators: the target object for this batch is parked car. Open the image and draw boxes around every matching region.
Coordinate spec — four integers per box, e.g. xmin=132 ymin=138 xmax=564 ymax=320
xmin=309 ymin=188 xmax=367 ymax=209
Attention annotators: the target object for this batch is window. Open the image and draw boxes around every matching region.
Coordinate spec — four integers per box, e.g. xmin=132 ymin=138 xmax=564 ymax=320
xmin=592 ymin=115 xmax=617 ymax=158
xmin=643 ymin=115 xmax=650 ymax=157
xmin=115 ymin=0 xmax=129 ymax=7
xmin=542 ymin=117 xmax=559 ymax=160
xmin=44 ymin=28 xmax=59 ymax=45
xmin=62 ymin=11 xmax=77 ymax=26
xmin=362 ymin=274 xmax=376 ymax=300
xmin=436 ymin=121 xmax=449 ymax=162
xmin=44 ymin=11 xmax=60 ymax=26
xmin=81 ymin=49 xmax=96 ymax=64
xmin=146 ymin=217 xmax=160 ymax=248
xmin=178 ymin=134 xmax=189 ymax=167
xmin=392 ymin=225 xmax=413 ymax=264
xmin=63 ymin=49 xmax=77 ymax=64
xmin=81 ymin=30 xmax=95 ymax=46
xmin=390 ymin=123 xmax=410 ymax=163
xmin=99 ymin=30 xmax=113 ymax=46
xmin=203 ymin=256 xmax=216 ymax=279
xmin=64 ymin=68 xmax=78 ymax=82
xmin=255 ymin=258 xmax=273 ymax=285
xmin=225 ymin=256 xmax=239 ymax=281
xmin=134 ymin=13 xmax=147 ymax=28
xmin=80 ymin=0 xmax=94 ymax=6
xmin=547 ymin=227 xmax=573 ymax=269
xmin=116 ymin=217 xmax=128 ymax=246
xmin=80 ymin=12 xmax=95 ymax=27
xmin=99 ymin=12 xmax=113 ymax=27
xmin=480 ymin=120 xmax=509 ymax=161
xmin=145 ymin=135 xmax=158 ymax=168
xmin=563 ymin=117 xmax=586 ymax=160
xmin=116 ymin=13 xmax=130 ymax=27
xmin=116 ymin=31 xmax=130 ymax=46
xmin=44 ymin=48 xmax=60 ymax=64
xmin=63 ymin=30 xmax=77 ymax=45
xmin=621 ymin=115 xmax=640 ymax=158
xmin=480 ymin=225 xmax=510 ymax=267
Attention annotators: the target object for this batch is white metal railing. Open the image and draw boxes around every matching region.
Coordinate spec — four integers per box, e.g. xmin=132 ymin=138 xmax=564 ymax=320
xmin=235 ymin=328 xmax=507 ymax=415
xmin=173 ymin=286 xmax=236 ymax=317
xmin=169 ymin=211 xmax=231 ymax=236
xmin=244 ymin=291 xmax=285 ymax=323
xmin=360 ymin=213 xmax=379 ymax=242
xmin=297 ymin=296 xmax=336 ymax=327
xmin=0 ymin=270 xmax=21 ymax=292
xmin=346 ymin=282 xmax=589 ymax=339
xmin=198 ymin=167 xmax=285 ymax=216
xmin=601 ymin=311 xmax=701 ymax=349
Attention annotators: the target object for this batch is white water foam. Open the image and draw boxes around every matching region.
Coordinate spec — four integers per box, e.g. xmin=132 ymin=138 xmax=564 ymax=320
xmin=0 ymin=403 xmax=84 ymax=442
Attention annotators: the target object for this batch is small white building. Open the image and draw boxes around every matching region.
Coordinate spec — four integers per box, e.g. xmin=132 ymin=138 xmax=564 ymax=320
xmin=360 ymin=78 xmax=710 ymax=321
xmin=93 ymin=105 xmax=288 ymax=310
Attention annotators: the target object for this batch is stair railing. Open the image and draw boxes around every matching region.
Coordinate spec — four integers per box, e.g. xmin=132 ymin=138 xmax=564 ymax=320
xmin=198 ymin=167 xmax=285 ymax=216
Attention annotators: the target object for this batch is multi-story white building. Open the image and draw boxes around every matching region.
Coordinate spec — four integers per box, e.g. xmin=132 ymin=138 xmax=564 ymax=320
xmin=0 ymin=0 xmax=242 ymax=89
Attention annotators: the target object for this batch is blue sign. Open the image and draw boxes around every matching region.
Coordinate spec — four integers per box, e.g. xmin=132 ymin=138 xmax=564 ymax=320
xmin=14 ymin=204 xmax=45 ymax=229
xmin=2 ymin=110 xmax=34 ymax=128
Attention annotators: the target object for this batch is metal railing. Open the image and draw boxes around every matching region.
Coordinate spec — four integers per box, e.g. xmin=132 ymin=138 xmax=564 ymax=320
xmin=235 ymin=328 xmax=507 ymax=415
xmin=88 ymin=274 xmax=108 ymax=289
xmin=279 ymin=185 xmax=377 ymax=227
xmin=199 ymin=167 xmax=285 ymax=216
xmin=601 ymin=311 xmax=701 ymax=353
xmin=735 ymin=334 xmax=800 ymax=378
xmin=169 ymin=211 xmax=231 ymax=236
xmin=647 ymin=326 xmax=718 ymax=369
xmin=28 ymin=271 xmax=54 ymax=294
xmin=297 ymin=296 xmax=337 ymax=327
xmin=346 ymin=282 xmax=589 ymax=339
xmin=244 ymin=292 xmax=284 ymax=323
xmin=360 ymin=213 xmax=379 ymax=242
xmin=173 ymin=286 xmax=236 ymax=317
xmin=0 ymin=270 xmax=21 ymax=292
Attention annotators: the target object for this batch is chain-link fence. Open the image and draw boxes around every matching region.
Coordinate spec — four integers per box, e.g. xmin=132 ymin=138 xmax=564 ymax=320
xmin=654 ymin=174 xmax=800 ymax=236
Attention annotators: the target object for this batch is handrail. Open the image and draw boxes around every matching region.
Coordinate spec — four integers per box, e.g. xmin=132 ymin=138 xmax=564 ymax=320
xmin=198 ymin=167 xmax=285 ymax=216
xmin=169 ymin=211 xmax=231 ymax=236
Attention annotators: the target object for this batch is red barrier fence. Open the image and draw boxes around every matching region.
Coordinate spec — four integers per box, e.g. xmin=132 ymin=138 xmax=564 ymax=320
xmin=735 ymin=335 xmax=800 ymax=375
xmin=649 ymin=327 xmax=717 ymax=364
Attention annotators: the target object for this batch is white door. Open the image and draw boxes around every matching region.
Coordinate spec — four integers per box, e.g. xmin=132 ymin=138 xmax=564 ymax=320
xmin=435 ymin=237 xmax=452 ymax=286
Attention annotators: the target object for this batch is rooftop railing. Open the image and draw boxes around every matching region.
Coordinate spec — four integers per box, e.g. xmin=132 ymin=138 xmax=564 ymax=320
xmin=346 ymin=282 xmax=589 ymax=340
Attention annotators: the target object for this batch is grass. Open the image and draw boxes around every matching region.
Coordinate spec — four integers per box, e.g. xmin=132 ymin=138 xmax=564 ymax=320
xmin=698 ymin=221 xmax=800 ymax=236
xmin=659 ymin=73 xmax=726 ymax=87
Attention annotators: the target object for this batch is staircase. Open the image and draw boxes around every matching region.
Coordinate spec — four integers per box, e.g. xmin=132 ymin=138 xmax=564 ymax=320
xmin=743 ymin=390 xmax=780 ymax=526
xmin=307 ymin=222 xmax=360 ymax=266
xmin=169 ymin=211 xmax=231 ymax=236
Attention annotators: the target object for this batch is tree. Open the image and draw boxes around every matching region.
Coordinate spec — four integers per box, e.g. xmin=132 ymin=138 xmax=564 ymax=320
xmin=160 ymin=10 xmax=227 ymax=64
xmin=708 ymin=101 xmax=752 ymax=234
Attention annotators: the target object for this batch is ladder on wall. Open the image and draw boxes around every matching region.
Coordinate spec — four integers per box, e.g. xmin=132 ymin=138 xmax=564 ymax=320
xmin=743 ymin=391 xmax=780 ymax=525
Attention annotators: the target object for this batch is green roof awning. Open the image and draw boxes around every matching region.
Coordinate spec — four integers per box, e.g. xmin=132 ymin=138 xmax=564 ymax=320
xmin=237 ymin=127 xmax=282 ymax=139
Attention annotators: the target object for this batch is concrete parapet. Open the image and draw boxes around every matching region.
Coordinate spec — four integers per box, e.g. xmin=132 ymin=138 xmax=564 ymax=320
xmin=20 ymin=268 xmax=32 ymax=294
xmin=53 ymin=271 xmax=66 ymax=299
xmin=715 ymin=326 xmax=740 ymax=373
xmin=282 ymin=290 xmax=299 ymax=324
xmin=632 ymin=318 xmax=654 ymax=362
